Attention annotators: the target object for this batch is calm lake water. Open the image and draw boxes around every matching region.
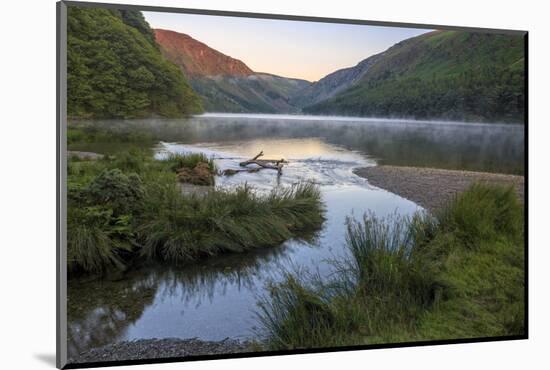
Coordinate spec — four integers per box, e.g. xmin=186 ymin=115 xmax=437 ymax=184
xmin=67 ymin=114 xmax=524 ymax=356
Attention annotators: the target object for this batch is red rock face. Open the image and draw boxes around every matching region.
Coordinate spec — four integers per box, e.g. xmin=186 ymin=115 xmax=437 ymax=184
xmin=154 ymin=29 xmax=254 ymax=77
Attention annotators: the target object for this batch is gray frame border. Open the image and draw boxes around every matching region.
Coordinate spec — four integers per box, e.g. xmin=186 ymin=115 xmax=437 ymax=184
xmin=57 ymin=1 xmax=68 ymax=368
xmin=56 ymin=1 xmax=528 ymax=369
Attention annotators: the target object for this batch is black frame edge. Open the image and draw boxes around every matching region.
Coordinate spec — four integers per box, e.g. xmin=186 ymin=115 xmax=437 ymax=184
xmin=63 ymin=335 xmax=527 ymax=369
xmin=523 ymin=32 xmax=529 ymax=339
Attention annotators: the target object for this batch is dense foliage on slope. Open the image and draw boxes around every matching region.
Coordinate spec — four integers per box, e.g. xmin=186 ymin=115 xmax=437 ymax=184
xmin=304 ymin=31 xmax=525 ymax=123
xmin=67 ymin=6 xmax=203 ymax=118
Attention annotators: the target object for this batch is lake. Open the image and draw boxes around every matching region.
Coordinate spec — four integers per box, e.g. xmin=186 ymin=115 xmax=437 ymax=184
xmin=67 ymin=114 xmax=524 ymax=357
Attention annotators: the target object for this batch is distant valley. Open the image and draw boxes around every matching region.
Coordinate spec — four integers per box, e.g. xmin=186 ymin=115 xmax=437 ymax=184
xmin=155 ymin=28 xmax=524 ymax=123
xmin=289 ymin=53 xmax=383 ymax=108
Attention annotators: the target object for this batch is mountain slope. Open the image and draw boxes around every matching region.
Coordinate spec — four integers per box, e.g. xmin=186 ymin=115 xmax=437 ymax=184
xmin=304 ymin=31 xmax=525 ymax=123
xmin=154 ymin=29 xmax=253 ymax=77
xmin=290 ymin=53 xmax=382 ymax=108
xmin=67 ymin=7 xmax=202 ymax=118
xmin=154 ymin=29 xmax=311 ymax=113
xmin=190 ymin=74 xmax=310 ymax=113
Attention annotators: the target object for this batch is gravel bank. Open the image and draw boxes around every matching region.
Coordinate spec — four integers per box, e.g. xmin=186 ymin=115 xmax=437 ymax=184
xmin=354 ymin=165 xmax=524 ymax=211
xmin=69 ymin=338 xmax=254 ymax=364
xmin=68 ymin=150 xmax=104 ymax=160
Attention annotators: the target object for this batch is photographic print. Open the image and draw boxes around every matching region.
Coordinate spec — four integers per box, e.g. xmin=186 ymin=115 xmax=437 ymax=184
xmin=58 ymin=1 xmax=526 ymax=367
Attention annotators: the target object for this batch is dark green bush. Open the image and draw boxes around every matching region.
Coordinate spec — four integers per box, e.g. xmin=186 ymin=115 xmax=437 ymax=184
xmin=86 ymin=169 xmax=145 ymax=216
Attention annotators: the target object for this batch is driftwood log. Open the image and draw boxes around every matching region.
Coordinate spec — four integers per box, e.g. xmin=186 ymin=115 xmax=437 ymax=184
xmin=222 ymin=151 xmax=287 ymax=176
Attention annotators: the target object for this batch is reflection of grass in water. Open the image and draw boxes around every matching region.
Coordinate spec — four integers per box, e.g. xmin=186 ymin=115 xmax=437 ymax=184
xmin=69 ymin=142 xmax=151 ymax=156
xmin=258 ymin=184 xmax=524 ymax=349
xmin=67 ymin=241 xmax=298 ymax=357
xmin=67 ymin=274 xmax=158 ymax=357
xmin=68 ymin=123 xmax=157 ymax=155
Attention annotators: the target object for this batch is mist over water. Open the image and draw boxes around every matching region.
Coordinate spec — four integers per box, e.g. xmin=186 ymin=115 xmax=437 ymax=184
xmin=67 ymin=114 xmax=524 ymax=357
xmin=71 ymin=114 xmax=525 ymax=174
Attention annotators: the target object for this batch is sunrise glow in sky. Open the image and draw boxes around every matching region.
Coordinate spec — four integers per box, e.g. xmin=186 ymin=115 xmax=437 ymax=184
xmin=144 ymin=11 xmax=431 ymax=82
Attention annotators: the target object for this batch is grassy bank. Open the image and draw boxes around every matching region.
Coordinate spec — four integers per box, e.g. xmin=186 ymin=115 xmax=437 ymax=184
xmin=67 ymin=129 xmax=324 ymax=275
xmin=257 ymin=184 xmax=524 ymax=348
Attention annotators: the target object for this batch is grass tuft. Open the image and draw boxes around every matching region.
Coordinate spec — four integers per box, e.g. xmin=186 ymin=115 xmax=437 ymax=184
xmin=164 ymin=153 xmax=216 ymax=173
xmin=67 ymin=206 xmax=133 ymax=273
xmin=257 ymin=183 xmax=524 ymax=348
xmin=139 ymin=182 xmax=324 ymax=263
xmin=437 ymin=183 xmax=523 ymax=248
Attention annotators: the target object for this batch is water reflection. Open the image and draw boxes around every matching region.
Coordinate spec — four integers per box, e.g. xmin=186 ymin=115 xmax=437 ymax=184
xmin=70 ymin=114 xmax=524 ymax=174
xmin=68 ymin=243 xmax=296 ymax=357
xmin=67 ymin=114 xmax=523 ymax=357
xmin=158 ymin=137 xmax=373 ymax=192
xmin=68 ymin=184 xmax=419 ymax=357
xmin=68 ymin=273 xmax=158 ymax=357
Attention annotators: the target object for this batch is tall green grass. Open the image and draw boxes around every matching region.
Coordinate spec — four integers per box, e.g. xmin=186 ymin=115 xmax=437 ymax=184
xmin=67 ymin=206 xmax=134 ymax=273
xmin=139 ymin=183 xmax=323 ymax=263
xmin=257 ymin=184 xmax=524 ymax=348
xmin=67 ymin=149 xmax=325 ymax=275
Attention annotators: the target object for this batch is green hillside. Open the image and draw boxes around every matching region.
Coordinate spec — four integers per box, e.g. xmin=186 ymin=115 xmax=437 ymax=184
xmin=304 ymin=31 xmax=525 ymax=123
xmin=190 ymin=74 xmax=310 ymax=113
xmin=67 ymin=6 xmax=203 ymax=118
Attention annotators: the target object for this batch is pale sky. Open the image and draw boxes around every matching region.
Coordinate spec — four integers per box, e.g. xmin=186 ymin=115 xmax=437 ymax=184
xmin=144 ymin=11 xmax=432 ymax=82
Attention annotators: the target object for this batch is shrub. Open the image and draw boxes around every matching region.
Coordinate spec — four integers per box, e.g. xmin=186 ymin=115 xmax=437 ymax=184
xmin=86 ymin=169 xmax=145 ymax=216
